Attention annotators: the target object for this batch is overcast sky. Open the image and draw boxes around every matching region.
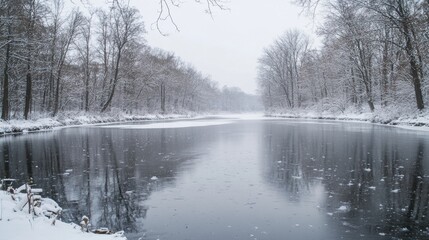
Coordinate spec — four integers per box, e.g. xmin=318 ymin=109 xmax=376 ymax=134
xmin=81 ymin=0 xmax=320 ymax=94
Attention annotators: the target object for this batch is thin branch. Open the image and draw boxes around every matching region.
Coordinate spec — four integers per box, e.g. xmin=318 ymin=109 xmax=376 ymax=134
xmin=154 ymin=0 xmax=227 ymax=35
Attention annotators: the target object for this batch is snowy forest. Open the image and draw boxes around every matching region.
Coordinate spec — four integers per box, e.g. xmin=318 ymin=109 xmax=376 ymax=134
xmin=0 ymin=0 xmax=259 ymax=121
xmin=258 ymin=0 xmax=429 ymax=116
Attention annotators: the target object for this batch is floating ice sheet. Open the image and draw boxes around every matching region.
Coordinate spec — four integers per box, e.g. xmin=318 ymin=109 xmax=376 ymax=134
xmin=100 ymin=120 xmax=234 ymax=129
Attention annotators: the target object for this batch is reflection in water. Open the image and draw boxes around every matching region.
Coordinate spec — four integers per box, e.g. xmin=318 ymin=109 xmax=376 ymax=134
xmin=0 ymin=120 xmax=428 ymax=239
xmin=0 ymin=126 xmax=205 ymax=238
xmin=263 ymin=121 xmax=429 ymax=238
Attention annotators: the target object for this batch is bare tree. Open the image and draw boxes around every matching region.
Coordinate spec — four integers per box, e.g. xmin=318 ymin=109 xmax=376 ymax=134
xmin=322 ymin=1 xmax=376 ymax=111
xmin=75 ymin=12 xmax=94 ymax=112
xmin=258 ymin=30 xmax=309 ymax=109
xmin=1 ymin=0 xmax=15 ymax=120
xmin=296 ymin=0 xmax=427 ymax=111
xmin=368 ymin=0 xmax=425 ymax=110
xmin=0 ymin=0 xmax=246 ymax=119
xmin=100 ymin=1 xmax=143 ymax=112
xmin=52 ymin=9 xmax=83 ymax=116
xmin=23 ymin=0 xmax=37 ymax=119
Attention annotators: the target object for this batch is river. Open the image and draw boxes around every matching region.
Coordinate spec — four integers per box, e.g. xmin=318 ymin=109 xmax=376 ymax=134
xmin=1 ymin=118 xmax=429 ymax=239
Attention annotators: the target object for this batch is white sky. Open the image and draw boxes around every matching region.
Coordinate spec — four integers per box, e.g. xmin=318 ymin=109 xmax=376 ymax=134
xmin=74 ymin=0 xmax=320 ymax=94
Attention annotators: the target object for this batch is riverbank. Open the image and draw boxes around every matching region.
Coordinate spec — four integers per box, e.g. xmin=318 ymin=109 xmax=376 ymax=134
xmin=267 ymin=108 xmax=429 ymax=129
xmin=0 ymin=188 xmax=126 ymax=240
xmin=0 ymin=112 xmax=195 ymax=135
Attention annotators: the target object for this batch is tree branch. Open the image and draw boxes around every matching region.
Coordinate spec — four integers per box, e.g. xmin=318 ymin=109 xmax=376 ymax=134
xmin=154 ymin=0 xmax=227 ymax=35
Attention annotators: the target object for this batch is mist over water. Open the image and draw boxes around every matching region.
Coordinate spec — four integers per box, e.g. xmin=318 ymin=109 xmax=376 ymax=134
xmin=0 ymin=119 xmax=428 ymax=239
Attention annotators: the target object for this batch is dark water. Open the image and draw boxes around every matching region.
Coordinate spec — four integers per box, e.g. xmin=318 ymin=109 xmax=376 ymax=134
xmin=1 ymin=119 xmax=429 ymax=240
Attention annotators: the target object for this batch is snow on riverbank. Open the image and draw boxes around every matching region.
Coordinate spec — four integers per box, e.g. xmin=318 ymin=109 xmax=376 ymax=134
xmin=268 ymin=108 xmax=429 ymax=130
xmin=0 ymin=190 xmax=126 ymax=240
xmin=0 ymin=112 xmax=267 ymax=135
xmin=0 ymin=112 xmax=194 ymax=135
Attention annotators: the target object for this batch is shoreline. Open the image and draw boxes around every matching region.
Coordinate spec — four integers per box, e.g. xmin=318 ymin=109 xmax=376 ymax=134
xmin=0 ymin=113 xmax=196 ymax=136
xmin=1 ymin=111 xmax=429 ymax=136
xmin=266 ymin=111 xmax=429 ymax=131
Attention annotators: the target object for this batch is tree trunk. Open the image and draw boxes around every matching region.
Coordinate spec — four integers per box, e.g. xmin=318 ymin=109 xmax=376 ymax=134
xmin=350 ymin=68 xmax=357 ymax=104
xmin=2 ymin=29 xmax=11 ymax=121
xmin=47 ymin=21 xmax=58 ymax=113
xmin=24 ymin=0 xmax=36 ymax=120
xmin=24 ymin=64 xmax=32 ymax=119
xmin=84 ymin=45 xmax=90 ymax=112
xmin=101 ymin=50 xmax=122 ymax=112
xmin=160 ymin=83 xmax=166 ymax=113
xmin=399 ymin=4 xmax=425 ymax=110
xmin=381 ymin=27 xmax=389 ymax=107
xmin=84 ymin=19 xmax=91 ymax=112
xmin=52 ymin=73 xmax=61 ymax=116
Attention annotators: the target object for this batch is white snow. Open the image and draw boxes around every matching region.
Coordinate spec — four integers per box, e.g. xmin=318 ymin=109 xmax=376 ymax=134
xmin=100 ymin=120 xmax=234 ymax=129
xmin=0 ymin=113 xmax=195 ymax=135
xmin=199 ymin=112 xmax=267 ymax=120
xmin=0 ymin=190 xmax=126 ymax=240
xmin=268 ymin=108 xmax=429 ymax=131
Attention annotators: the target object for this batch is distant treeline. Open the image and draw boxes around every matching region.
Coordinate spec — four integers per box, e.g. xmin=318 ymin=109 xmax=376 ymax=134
xmin=258 ymin=1 xmax=428 ymax=114
xmin=0 ymin=0 xmax=259 ymax=120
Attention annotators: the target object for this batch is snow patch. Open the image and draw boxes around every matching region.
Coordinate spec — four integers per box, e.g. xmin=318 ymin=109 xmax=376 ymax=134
xmin=101 ymin=120 xmax=234 ymax=129
xmin=0 ymin=190 xmax=126 ymax=240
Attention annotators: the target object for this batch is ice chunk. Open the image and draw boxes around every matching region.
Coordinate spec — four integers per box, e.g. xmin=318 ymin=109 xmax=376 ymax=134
xmin=337 ymin=206 xmax=348 ymax=212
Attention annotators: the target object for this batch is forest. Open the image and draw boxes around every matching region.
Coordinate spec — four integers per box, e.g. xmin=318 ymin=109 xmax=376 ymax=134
xmin=0 ymin=0 xmax=259 ymax=121
xmin=258 ymin=0 xmax=429 ymax=117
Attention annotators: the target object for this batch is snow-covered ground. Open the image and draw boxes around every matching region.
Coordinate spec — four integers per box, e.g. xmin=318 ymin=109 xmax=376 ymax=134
xmin=101 ymin=119 xmax=234 ymax=129
xmin=197 ymin=112 xmax=267 ymax=120
xmin=0 ymin=113 xmax=195 ymax=135
xmin=268 ymin=108 xmax=429 ymax=131
xmin=0 ymin=189 xmax=126 ymax=240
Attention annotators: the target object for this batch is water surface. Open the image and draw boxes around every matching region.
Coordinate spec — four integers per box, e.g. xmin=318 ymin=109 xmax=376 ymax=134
xmin=1 ymin=118 xmax=429 ymax=239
